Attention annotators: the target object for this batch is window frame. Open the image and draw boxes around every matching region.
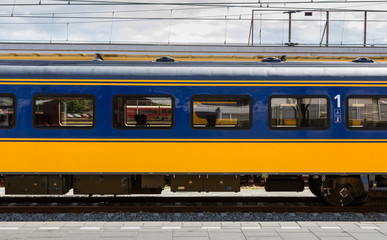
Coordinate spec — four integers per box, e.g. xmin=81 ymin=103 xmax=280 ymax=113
xmin=190 ymin=94 xmax=253 ymax=130
xmin=346 ymin=95 xmax=387 ymax=130
xmin=112 ymin=94 xmax=175 ymax=130
xmin=32 ymin=94 xmax=96 ymax=129
xmin=0 ymin=93 xmax=16 ymax=129
xmin=268 ymin=95 xmax=330 ymax=131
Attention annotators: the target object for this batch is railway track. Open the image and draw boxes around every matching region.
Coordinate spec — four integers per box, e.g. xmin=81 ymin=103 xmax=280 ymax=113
xmin=0 ymin=196 xmax=386 ymax=213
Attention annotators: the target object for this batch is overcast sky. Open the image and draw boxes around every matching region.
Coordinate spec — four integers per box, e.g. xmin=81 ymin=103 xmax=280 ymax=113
xmin=1 ymin=0 xmax=387 ymax=46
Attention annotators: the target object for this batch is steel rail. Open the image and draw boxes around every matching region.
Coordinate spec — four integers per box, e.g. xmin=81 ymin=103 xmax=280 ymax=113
xmin=0 ymin=196 xmax=385 ymax=213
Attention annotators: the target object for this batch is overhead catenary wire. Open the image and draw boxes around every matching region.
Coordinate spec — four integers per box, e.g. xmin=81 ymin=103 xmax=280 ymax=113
xmin=0 ymin=1 xmax=386 ymax=45
xmin=4 ymin=5 xmax=387 ymax=18
xmin=109 ymin=11 xmax=114 ymax=44
xmin=49 ymin=13 xmax=55 ymax=43
xmin=281 ymin=8 xmax=285 ymax=44
xmin=30 ymin=0 xmax=387 ymax=6
xmin=1 ymin=0 xmax=387 ymax=8
xmin=168 ymin=9 xmax=172 ymax=44
xmin=1 ymin=14 xmax=387 ymax=23
xmin=13 ymin=6 xmax=225 ymax=16
xmin=4 ymin=1 xmax=387 ymax=23
xmin=10 ymin=0 xmax=16 ymax=17
xmin=3 ymin=0 xmax=387 ymax=23
xmin=340 ymin=11 xmax=346 ymax=45
xmin=224 ymin=6 xmax=229 ymax=44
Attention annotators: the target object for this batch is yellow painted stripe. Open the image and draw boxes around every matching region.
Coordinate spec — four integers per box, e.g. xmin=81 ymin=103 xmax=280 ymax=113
xmin=1 ymin=138 xmax=387 ymax=142
xmin=0 ymin=82 xmax=386 ymax=87
xmin=0 ymin=141 xmax=385 ymax=173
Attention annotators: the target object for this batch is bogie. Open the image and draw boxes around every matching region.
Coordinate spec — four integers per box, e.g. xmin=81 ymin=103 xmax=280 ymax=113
xmin=321 ymin=176 xmax=367 ymax=206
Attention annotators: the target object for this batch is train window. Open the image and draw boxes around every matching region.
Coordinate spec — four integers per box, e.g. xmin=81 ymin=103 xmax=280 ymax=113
xmin=270 ymin=96 xmax=329 ymax=129
xmin=33 ymin=95 xmax=95 ymax=128
xmin=113 ymin=95 xmax=174 ymax=128
xmin=0 ymin=95 xmax=15 ymax=128
xmin=347 ymin=97 xmax=387 ymax=129
xmin=191 ymin=95 xmax=252 ymax=129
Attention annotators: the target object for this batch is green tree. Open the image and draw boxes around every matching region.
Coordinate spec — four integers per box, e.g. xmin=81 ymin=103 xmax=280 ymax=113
xmin=62 ymin=99 xmax=91 ymax=113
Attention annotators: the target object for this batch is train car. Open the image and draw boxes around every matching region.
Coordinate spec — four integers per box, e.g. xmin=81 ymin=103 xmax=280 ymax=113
xmin=126 ymin=105 xmax=172 ymax=127
xmin=1 ymin=58 xmax=387 ymax=206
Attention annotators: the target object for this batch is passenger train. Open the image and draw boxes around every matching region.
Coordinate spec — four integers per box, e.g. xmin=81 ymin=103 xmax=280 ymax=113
xmin=1 ymin=57 xmax=387 ymax=206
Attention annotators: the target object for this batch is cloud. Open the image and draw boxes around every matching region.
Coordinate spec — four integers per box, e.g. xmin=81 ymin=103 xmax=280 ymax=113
xmin=0 ymin=1 xmax=386 ymax=45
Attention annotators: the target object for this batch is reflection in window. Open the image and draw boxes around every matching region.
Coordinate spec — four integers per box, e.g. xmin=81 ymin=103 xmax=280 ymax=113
xmin=113 ymin=96 xmax=173 ymax=128
xmin=348 ymin=97 xmax=387 ymax=128
xmin=34 ymin=96 xmax=94 ymax=127
xmin=192 ymin=96 xmax=251 ymax=129
xmin=270 ymin=97 xmax=328 ymax=129
xmin=0 ymin=96 xmax=15 ymax=128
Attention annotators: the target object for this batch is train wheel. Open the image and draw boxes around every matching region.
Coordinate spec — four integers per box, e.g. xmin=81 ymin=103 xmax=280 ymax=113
xmin=321 ymin=177 xmax=354 ymax=206
xmin=321 ymin=177 xmax=367 ymax=206
xmin=308 ymin=176 xmax=322 ymax=199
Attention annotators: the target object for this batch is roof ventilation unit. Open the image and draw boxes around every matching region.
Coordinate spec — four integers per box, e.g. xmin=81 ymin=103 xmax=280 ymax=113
xmin=156 ymin=56 xmax=175 ymax=62
xmin=93 ymin=53 xmax=104 ymax=61
xmin=261 ymin=57 xmax=281 ymax=63
xmin=352 ymin=57 xmax=374 ymax=63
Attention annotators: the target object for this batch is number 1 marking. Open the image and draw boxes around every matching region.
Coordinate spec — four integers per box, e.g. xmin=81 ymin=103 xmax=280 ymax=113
xmin=334 ymin=94 xmax=341 ymax=108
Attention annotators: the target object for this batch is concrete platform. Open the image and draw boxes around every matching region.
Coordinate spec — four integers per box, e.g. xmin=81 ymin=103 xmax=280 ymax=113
xmin=0 ymin=186 xmax=315 ymax=197
xmin=0 ymin=221 xmax=387 ymax=240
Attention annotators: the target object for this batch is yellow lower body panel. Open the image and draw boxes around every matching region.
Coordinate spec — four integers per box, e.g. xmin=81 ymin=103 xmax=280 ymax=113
xmin=0 ymin=141 xmax=384 ymax=173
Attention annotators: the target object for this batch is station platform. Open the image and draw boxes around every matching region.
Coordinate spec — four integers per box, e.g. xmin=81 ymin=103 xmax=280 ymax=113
xmin=0 ymin=221 xmax=387 ymax=240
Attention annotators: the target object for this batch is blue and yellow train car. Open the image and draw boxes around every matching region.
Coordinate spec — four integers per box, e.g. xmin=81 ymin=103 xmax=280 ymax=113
xmin=1 ymin=58 xmax=387 ymax=206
